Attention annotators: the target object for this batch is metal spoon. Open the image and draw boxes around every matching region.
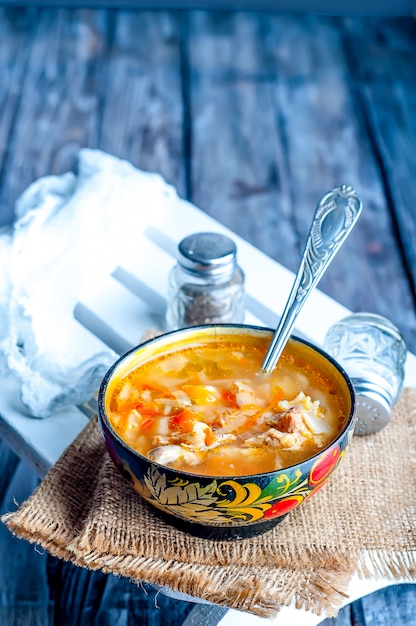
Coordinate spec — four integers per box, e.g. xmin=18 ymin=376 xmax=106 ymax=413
xmin=260 ymin=184 xmax=362 ymax=376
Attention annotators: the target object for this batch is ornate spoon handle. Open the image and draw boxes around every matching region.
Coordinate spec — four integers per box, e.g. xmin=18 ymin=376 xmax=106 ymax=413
xmin=260 ymin=184 xmax=362 ymax=376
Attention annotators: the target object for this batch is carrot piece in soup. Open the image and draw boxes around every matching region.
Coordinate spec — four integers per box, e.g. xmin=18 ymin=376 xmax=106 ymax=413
xmin=271 ymin=385 xmax=285 ymax=404
xmin=221 ymin=389 xmax=239 ymax=408
xmin=142 ymin=383 xmax=175 ymax=400
xmin=182 ymin=384 xmax=219 ymax=405
xmin=204 ymin=427 xmax=217 ymax=447
xmin=170 ymin=409 xmax=197 ymax=433
xmin=134 ymin=401 xmax=161 ymax=416
xmin=141 ymin=417 xmax=156 ymax=431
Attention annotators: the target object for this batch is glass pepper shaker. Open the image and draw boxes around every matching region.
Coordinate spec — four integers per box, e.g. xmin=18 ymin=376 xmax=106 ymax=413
xmin=323 ymin=312 xmax=407 ymax=436
xmin=165 ymin=232 xmax=245 ymax=330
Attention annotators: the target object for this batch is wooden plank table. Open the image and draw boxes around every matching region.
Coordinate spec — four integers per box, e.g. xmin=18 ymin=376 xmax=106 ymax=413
xmin=0 ymin=7 xmax=415 ymax=625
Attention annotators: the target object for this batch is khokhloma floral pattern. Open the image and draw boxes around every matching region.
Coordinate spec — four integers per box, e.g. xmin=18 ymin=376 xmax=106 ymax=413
xmin=123 ymin=444 xmax=345 ymax=526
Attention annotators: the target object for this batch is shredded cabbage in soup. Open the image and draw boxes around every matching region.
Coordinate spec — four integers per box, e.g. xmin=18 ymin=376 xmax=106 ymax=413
xmin=107 ymin=340 xmax=346 ymax=476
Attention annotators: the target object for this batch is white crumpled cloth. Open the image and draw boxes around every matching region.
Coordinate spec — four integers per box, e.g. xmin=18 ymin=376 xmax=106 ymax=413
xmin=0 ymin=149 xmax=178 ymax=417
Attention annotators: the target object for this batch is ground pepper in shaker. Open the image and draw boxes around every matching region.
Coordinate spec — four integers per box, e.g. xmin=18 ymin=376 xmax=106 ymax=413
xmin=323 ymin=313 xmax=407 ymax=436
xmin=165 ymin=232 xmax=245 ymax=330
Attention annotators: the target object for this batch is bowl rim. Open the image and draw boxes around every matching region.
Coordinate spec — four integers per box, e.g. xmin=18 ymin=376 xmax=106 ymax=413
xmin=97 ymin=323 xmax=356 ymax=481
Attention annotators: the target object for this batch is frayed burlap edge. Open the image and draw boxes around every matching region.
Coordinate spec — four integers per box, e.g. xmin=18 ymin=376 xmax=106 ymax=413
xmin=1 ymin=427 xmax=356 ymax=619
xmin=0 ymin=514 xmax=354 ymax=619
xmin=3 ymin=388 xmax=416 ymax=618
xmin=353 ymin=386 xmax=416 ymax=583
xmin=2 ymin=471 xmax=356 ymax=618
xmin=2 ymin=414 xmax=360 ymax=575
xmin=356 ymin=549 xmax=416 ymax=582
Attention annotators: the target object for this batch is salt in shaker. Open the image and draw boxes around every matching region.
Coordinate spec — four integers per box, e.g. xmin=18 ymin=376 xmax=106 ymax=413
xmin=166 ymin=232 xmax=245 ymax=330
xmin=323 ymin=312 xmax=407 ymax=436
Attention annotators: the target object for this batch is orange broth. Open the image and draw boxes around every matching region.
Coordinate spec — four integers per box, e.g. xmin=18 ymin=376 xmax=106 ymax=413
xmin=107 ymin=338 xmax=347 ymax=476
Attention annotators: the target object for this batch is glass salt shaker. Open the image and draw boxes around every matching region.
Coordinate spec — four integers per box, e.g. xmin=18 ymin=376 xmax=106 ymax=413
xmin=323 ymin=313 xmax=407 ymax=436
xmin=165 ymin=232 xmax=245 ymax=330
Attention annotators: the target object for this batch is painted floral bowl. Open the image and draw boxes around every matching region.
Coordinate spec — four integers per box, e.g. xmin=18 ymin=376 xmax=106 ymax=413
xmin=97 ymin=324 xmax=355 ymax=540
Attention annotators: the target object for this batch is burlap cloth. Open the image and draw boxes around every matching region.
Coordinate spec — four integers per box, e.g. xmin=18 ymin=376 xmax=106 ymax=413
xmin=3 ymin=388 xmax=416 ymax=619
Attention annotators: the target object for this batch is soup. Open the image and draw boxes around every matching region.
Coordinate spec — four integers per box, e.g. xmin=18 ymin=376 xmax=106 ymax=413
xmin=106 ymin=334 xmax=347 ymax=476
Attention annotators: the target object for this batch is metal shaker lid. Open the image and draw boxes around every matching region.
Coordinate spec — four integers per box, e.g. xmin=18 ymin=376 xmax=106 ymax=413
xmin=178 ymin=232 xmax=237 ymax=278
xmin=352 ymin=377 xmax=392 ymax=436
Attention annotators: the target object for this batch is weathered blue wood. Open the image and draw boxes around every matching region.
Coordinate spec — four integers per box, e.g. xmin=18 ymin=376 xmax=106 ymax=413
xmin=0 ymin=7 xmax=34 ymax=227
xmin=187 ymin=11 xmax=416 ymax=353
xmin=0 ymin=0 xmax=414 ymax=16
xmin=46 ymin=556 xmax=194 ymax=625
xmin=355 ymin=585 xmax=416 ymax=626
xmin=0 ymin=6 xmax=185 ymax=228
xmin=0 ymin=439 xmax=19 ymax=499
xmin=340 ymin=17 xmax=416 ymax=303
xmin=320 ymin=605 xmax=353 ymax=626
xmin=0 ymin=451 xmax=49 ymax=626
xmin=320 ymin=585 xmax=416 ymax=626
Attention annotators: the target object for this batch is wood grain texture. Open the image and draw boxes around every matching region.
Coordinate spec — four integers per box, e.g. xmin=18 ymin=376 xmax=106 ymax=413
xmin=265 ymin=15 xmax=416 ymax=349
xmin=0 ymin=446 xmax=49 ymax=626
xmin=188 ymin=12 xmax=416 ymax=353
xmin=187 ymin=11 xmax=300 ymax=270
xmin=0 ymin=8 xmax=34 ymax=226
xmin=341 ymin=18 xmax=416 ymax=297
xmin=0 ymin=0 xmax=414 ymax=15
xmin=0 ymin=8 xmax=185 ymax=226
xmin=98 ymin=10 xmax=186 ymax=196
xmin=0 ymin=7 xmax=108 ymax=226
xmin=321 ymin=585 xmax=416 ymax=626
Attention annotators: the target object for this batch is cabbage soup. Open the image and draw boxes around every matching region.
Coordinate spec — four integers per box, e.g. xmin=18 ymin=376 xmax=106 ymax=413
xmin=105 ymin=329 xmax=349 ymax=477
